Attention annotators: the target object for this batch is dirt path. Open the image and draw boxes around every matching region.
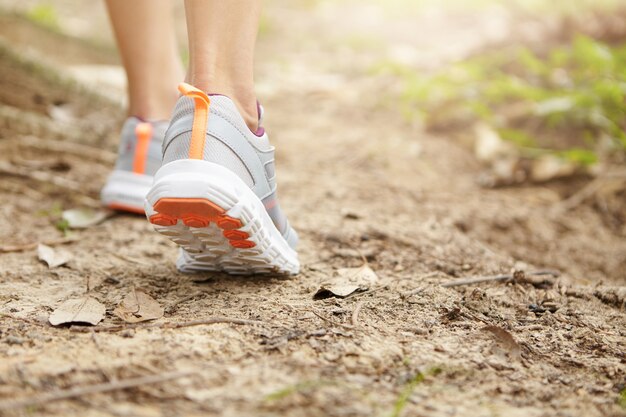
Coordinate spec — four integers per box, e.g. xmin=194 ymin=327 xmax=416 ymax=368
xmin=0 ymin=1 xmax=624 ymax=416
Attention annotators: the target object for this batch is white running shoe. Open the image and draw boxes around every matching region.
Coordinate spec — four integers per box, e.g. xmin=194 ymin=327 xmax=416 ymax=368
xmin=101 ymin=117 xmax=167 ymax=213
xmin=145 ymin=83 xmax=299 ymax=275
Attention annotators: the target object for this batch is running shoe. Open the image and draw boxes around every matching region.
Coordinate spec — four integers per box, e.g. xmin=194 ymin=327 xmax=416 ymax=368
xmin=101 ymin=117 xmax=167 ymax=214
xmin=144 ymin=83 xmax=299 ymax=275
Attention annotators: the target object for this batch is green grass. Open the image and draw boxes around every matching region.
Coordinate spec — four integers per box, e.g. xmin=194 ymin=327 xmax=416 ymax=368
xmin=264 ymin=367 xmax=442 ymax=416
xmin=35 ymin=202 xmax=70 ymax=235
xmin=34 ymin=202 xmax=71 ymax=235
xmin=619 ymin=387 xmax=626 ymax=410
xmin=388 ymin=366 xmax=442 ymax=417
xmin=55 ymin=218 xmax=70 ymax=235
xmin=264 ymin=379 xmax=335 ymax=402
xmin=36 ymin=201 xmax=63 ymax=218
xmin=375 ymin=35 xmax=626 ymax=166
xmin=24 ymin=3 xmax=59 ymax=31
xmin=388 ymin=372 xmax=426 ymax=417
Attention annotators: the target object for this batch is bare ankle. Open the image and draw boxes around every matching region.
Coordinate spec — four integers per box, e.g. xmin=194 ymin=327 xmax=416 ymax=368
xmin=233 ymin=96 xmax=260 ymax=133
xmin=189 ymin=75 xmax=258 ymax=132
xmin=127 ymin=80 xmax=181 ymax=121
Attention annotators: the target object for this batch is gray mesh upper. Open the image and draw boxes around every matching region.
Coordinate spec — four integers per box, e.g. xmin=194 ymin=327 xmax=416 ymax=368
xmin=114 ymin=117 xmax=167 ymax=176
xmin=162 ymin=94 xmax=297 ymax=246
xmin=163 ymin=95 xmax=277 ymax=199
xmin=162 ymin=131 xmax=254 ymax=186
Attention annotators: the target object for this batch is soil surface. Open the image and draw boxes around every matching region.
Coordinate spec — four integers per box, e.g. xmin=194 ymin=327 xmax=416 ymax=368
xmin=0 ymin=1 xmax=624 ymax=417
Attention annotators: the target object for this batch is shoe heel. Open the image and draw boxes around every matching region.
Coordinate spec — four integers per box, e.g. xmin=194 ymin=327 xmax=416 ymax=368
xmin=144 ymin=159 xmax=299 ymax=274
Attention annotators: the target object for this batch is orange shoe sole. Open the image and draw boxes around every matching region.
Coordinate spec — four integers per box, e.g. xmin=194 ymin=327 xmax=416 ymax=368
xmin=148 ymin=197 xmax=256 ymax=249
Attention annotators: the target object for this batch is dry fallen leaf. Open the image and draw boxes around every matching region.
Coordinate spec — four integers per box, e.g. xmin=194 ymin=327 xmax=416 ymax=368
xmin=37 ymin=244 xmax=72 ymax=268
xmin=314 ymin=265 xmax=378 ymax=299
xmin=62 ymin=208 xmax=109 ymax=229
xmin=114 ymin=288 xmax=164 ymax=323
xmin=482 ymin=325 xmax=521 ymax=359
xmin=49 ymin=296 xmax=106 ymax=326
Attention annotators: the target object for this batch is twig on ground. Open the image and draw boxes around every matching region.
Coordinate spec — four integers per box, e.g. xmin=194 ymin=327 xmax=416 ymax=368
xmin=15 ymin=135 xmax=117 ymax=164
xmin=354 ymin=246 xmax=368 ymax=265
xmin=462 ymin=310 xmax=491 ymax=325
xmin=0 ymin=161 xmax=83 ymax=192
xmin=343 ymin=285 xmax=389 ymax=300
xmin=441 ymin=269 xmax=560 ymax=288
xmin=0 ymin=161 xmax=100 ymax=207
xmin=90 ymin=331 xmax=102 ymax=351
xmin=400 ymin=286 xmax=425 ymax=299
xmin=398 ymin=272 xmax=439 ymax=299
xmin=553 ymin=171 xmax=626 ymax=212
xmin=310 ymin=310 xmax=354 ymax=330
xmin=351 ymin=301 xmax=365 ymax=327
xmin=554 ymin=178 xmax=606 ymax=212
xmin=0 ymin=369 xmax=195 ymax=411
xmin=371 ymin=226 xmax=422 ymax=248
xmin=69 ymin=316 xmax=263 ymax=333
xmin=164 ymin=292 xmax=204 ymax=314
xmin=112 ymin=253 xmax=152 ymax=266
xmin=0 ymin=236 xmax=79 ymax=253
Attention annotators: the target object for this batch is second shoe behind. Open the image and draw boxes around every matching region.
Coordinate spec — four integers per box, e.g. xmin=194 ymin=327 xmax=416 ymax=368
xmin=101 ymin=117 xmax=168 ymax=214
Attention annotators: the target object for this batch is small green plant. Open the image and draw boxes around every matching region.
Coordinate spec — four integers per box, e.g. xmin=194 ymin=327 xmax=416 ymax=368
xmin=36 ymin=201 xmax=63 ymax=218
xmin=55 ymin=218 xmax=70 ymax=236
xmin=25 ymin=3 xmax=60 ymax=31
xmin=388 ymin=366 xmax=442 ymax=417
xmin=264 ymin=379 xmax=335 ymax=402
xmin=36 ymin=202 xmax=70 ymax=235
xmin=619 ymin=387 xmax=626 ymax=410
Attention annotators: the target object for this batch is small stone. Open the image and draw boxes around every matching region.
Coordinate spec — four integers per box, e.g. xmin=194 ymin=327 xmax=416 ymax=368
xmin=105 ymin=276 xmax=121 ymax=285
xmin=120 ymin=329 xmax=135 ymax=338
xmin=6 ymin=335 xmax=24 ymax=345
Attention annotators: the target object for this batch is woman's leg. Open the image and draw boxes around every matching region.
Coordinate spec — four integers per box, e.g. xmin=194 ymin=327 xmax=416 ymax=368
xmin=143 ymin=0 xmax=299 ymax=274
xmin=184 ymin=0 xmax=262 ymax=131
xmin=105 ymin=0 xmax=185 ymax=120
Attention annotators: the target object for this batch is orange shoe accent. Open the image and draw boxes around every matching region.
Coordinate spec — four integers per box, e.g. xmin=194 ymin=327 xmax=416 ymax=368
xmin=132 ymin=122 xmax=153 ymax=174
xmin=230 ymin=240 xmax=256 ymax=249
xmin=107 ymin=202 xmax=145 ymax=215
xmin=149 ymin=213 xmax=177 ymax=226
xmin=223 ymin=230 xmax=249 ymax=240
xmin=149 ymin=197 xmax=256 ymax=249
xmin=217 ymin=218 xmax=243 ymax=230
xmin=178 ymin=83 xmax=210 ymax=160
xmin=183 ymin=215 xmax=209 ymax=228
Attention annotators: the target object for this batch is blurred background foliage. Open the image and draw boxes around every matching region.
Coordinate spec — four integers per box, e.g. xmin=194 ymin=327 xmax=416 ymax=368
xmin=24 ymin=2 xmax=59 ymax=30
xmin=378 ymin=36 xmax=626 ymax=162
xmin=3 ymin=0 xmax=626 ymax=185
xmin=368 ymin=0 xmax=626 ymax=184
